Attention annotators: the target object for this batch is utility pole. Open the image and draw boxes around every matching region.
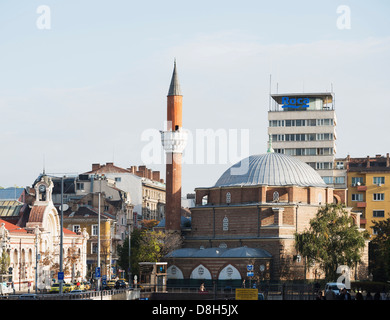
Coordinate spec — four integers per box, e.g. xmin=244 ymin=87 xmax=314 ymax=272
xmin=59 ymin=176 xmax=64 ymax=294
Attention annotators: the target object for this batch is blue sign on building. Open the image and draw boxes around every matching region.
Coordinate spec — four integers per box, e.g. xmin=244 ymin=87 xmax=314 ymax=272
xmin=95 ymin=267 xmax=101 ymax=278
xmin=281 ymin=97 xmax=309 ymax=109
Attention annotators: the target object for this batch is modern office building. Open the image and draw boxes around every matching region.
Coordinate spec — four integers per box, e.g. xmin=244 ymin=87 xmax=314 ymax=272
xmin=268 ymin=92 xmax=341 ymax=188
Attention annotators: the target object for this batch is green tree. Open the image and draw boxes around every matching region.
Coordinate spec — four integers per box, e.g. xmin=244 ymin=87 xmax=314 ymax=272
xmin=117 ymin=228 xmax=182 ymax=280
xmin=0 ymin=251 xmax=10 ymax=274
xmin=369 ymin=218 xmax=390 ymax=282
xmin=295 ymin=203 xmax=369 ymax=281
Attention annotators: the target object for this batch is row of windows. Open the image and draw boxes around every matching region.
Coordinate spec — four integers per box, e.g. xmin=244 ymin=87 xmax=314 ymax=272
xmin=322 ymin=176 xmax=345 ymax=184
xmin=351 ymin=176 xmax=386 ymax=186
xmin=269 ymin=119 xmax=334 ymax=127
xmin=271 ymin=133 xmax=334 ymax=142
xmin=275 ymin=148 xmax=334 ymax=156
xmin=351 ymin=193 xmax=385 ymax=201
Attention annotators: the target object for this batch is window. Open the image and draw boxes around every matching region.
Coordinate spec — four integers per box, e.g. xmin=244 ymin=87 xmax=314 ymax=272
xmin=269 ymin=120 xmax=284 ymax=127
xmin=223 ymin=216 xmax=229 ymax=231
xmin=92 ymin=225 xmax=98 ymax=236
xmin=226 ymin=192 xmax=231 ymax=204
xmin=334 ymin=176 xmax=345 ymax=184
xmin=115 ymin=177 xmax=121 ymax=182
xmin=373 ymin=177 xmax=385 ymax=186
xmin=73 ymin=225 xmax=80 ymax=233
xmin=316 ymin=162 xmax=333 ymax=170
xmin=76 ymin=182 xmax=84 ymax=191
xmin=336 ymin=162 xmax=344 ymax=169
xmin=92 ymin=243 xmax=98 ymax=254
xmin=352 ymin=177 xmax=364 ymax=186
xmin=373 ymin=193 xmax=384 ymax=201
xmin=322 ymin=176 xmax=333 ymax=184
xmin=316 ymin=133 xmax=333 ymax=141
xmin=351 ymin=194 xmax=363 ymax=201
xmin=373 ymin=210 xmax=385 ymax=218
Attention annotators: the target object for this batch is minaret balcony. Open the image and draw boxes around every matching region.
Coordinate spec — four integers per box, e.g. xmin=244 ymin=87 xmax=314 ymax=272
xmin=160 ymin=129 xmax=188 ymax=153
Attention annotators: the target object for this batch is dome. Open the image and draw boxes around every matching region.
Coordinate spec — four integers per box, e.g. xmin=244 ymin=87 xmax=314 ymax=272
xmin=214 ymin=153 xmax=327 ymax=188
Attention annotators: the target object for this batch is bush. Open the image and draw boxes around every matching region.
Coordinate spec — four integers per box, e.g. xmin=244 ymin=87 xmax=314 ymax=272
xmin=351 ymin=281 xmax=390 ymax=293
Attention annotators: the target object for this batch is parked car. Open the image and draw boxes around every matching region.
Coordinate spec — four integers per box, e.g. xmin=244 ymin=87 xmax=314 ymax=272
xmin=325 ymin=282 xmax=346 ymax=296
xmin=106 ymin=280 xmax=116 ymax=289
xmin=63 ymin=283 xmax=75 ymax=293
xmin=82 ymin=281 xmax=91 ymax=291
xmin=49 ymin=283 xmax=60 ymax=293
xmin=115 ymin=279 xmax=127 ymax=289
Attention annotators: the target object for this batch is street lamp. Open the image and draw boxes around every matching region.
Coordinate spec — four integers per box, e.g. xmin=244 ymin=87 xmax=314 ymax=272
xmin=34 ymin=227 xmax=50 ymax=294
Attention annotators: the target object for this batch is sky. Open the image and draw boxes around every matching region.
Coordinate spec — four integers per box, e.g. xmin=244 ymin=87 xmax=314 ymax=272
xmin=1 ymin=0 xmax=390 ymax=195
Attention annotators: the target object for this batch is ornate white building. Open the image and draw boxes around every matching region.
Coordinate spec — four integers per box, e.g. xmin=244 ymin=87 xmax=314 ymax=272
xmin=0 ymin=176 xmax=89 ymax=293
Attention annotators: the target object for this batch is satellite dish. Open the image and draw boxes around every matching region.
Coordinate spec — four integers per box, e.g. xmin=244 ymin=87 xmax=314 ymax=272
xmin=59 ymin=204 xmax=69 ymax=211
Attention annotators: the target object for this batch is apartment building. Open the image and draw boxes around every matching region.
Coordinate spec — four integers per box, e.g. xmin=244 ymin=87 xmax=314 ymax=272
xmin=341 ymin=154 xmax=390 ymax=236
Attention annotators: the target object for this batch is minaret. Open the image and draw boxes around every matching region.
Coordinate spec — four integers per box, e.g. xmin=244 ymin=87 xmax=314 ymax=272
xmin=161 ymin=60 xmax=188 ymax=233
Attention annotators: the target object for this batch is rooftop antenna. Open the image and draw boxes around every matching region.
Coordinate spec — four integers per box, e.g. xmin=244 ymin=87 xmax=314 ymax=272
xmin=269 ymin=74 xmax=272 ymax=111
xmin=43 ymin=154 xmax=46 ymax=175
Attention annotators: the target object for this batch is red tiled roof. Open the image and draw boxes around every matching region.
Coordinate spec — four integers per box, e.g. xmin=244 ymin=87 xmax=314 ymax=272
xmin=29 ymin=206 xmax=46 ymax=223
xmin=63 ymin=228 xmax=77 ymax=235
xmin=84 ymin=163 xmax=131 ymax=174
xmin=0 ymin=219 xmax=27 ymax=233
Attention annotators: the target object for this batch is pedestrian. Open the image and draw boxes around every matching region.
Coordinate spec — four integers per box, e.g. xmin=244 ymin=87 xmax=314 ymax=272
xmin=365 ymin=292 xmax=372 ymax=300
xmin=374 ymin=292 xmax=381 ymax=300
xmin=339 ymin=288 xmax=351 ymax=300
xmin=325 ymin=289 xmax=336 ymax=300
xmin=355 ymin=291 xmax=363 ymax=300
xmin=316 ymin=290 xmax=324 ymax=300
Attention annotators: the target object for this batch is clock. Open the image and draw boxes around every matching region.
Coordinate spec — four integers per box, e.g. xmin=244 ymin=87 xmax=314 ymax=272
xmin=39 ymin=184 xmax=46 ymax=194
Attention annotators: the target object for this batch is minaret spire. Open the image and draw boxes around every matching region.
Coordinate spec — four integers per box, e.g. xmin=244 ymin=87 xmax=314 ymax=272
xmin=168 ymin=59 xmax=182 ymax=96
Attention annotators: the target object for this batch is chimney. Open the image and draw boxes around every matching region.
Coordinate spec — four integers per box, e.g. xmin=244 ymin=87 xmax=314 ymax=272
xmin=152 ymin=171 xmax=160 ymax=181
xmin=387 ymin=153 xmax=389 ymax=167
xmin=366 ymin=156 xmax=370 ymax=168
xmin=92 ymin=163 xmax=101 ymax=171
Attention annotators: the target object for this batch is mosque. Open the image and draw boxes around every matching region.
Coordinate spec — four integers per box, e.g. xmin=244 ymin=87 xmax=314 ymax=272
xmin=159 ymin=62 xmax=369 ymax=285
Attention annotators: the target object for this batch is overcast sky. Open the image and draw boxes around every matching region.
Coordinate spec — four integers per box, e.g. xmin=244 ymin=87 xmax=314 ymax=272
xmin=1 ymin=0 xmax=390 ymax=195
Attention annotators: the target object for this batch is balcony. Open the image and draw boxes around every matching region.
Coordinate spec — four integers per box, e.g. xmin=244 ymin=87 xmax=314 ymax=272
xmin=357 ymin=185 xmax=367 ymax=191
xmin=357 ymin=202 xmax=366 ymax=208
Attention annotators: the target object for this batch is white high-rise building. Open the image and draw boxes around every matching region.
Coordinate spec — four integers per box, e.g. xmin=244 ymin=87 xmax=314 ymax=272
xmin=267 ymin=92 xmax=343 ymax=188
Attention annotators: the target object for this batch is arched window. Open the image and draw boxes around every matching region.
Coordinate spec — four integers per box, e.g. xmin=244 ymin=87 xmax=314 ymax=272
xmin=223 ymin=216 xmax=229 ymax=231
xmin=202 ymin=195 xmax=208 ymax=205
xmin=226 ymin=192 xmax=231 ymax=204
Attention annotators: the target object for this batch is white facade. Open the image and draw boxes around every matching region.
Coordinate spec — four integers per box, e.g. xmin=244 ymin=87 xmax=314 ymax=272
xmin=0 ymin=176 xmax=88 ymax=293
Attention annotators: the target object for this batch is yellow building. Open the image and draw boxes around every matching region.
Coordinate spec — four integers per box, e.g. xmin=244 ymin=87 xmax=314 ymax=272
xmin=345 ymin=154 xmax=390 ymax=237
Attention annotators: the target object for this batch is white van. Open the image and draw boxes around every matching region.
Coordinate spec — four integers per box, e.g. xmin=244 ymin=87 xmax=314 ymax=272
xmin=325 ymin=282 xmax=346 ymax=295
